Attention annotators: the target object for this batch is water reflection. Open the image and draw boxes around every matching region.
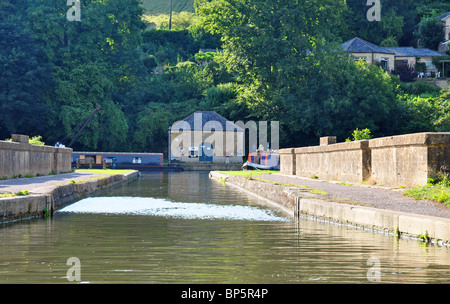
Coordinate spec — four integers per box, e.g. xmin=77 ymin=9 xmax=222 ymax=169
xmin=0 ymin=172 xmax=449 ymax=284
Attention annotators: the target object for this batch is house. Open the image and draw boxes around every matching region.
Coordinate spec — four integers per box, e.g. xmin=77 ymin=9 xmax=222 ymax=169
xmin=168 ymin=111 xmax=244 ymax=163
xmin=384 ymin=47 xmax=445 ymax=72
xmin=342 ymin=37 xmax=444 ymax=73
xmin=341 ymin=37 xmax=396 ymax=71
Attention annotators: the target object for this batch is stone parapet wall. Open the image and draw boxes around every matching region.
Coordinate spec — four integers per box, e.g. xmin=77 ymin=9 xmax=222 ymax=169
xmin=279 ymin=148 xmax=295 ymax=175
xmin=369 ymin=133 xmax=450 ymax=187
xmin=294 ymin=140 xmax=371 ymax=184
xmin=280 ymin=132 xmax=450 ymax=187
xmin=0 ymin=135 xmax=72 ymax=179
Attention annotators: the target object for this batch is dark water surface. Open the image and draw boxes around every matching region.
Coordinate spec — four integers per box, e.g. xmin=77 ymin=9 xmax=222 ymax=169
xmin=1 ymin=172 xmax=449 ymax=283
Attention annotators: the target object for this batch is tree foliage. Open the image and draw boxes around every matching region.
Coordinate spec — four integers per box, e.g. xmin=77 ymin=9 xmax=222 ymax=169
xmin=1 ymin=0 xmax=448 ymax=154
xmin=0 ymin=1 xmax=51 ymax=139
xmin=197 ymin=0 xmax=403 ymax=146
xmin=416 ymin=14 xmax=445 ymax=49
xmin=399 ymin=90 xmax=450 ymax=133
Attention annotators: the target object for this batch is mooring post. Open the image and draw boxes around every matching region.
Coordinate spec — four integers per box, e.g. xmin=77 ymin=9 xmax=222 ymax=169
xmin=45 ymin=195 xmax=54 ymax=218
xmin=294 ymin=197 xmax=299 ymax=218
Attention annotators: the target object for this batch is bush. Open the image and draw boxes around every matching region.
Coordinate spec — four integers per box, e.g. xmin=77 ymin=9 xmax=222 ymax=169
xmin=345 ymin=128 xmax=372 ymax=142
xmin=415 ymin=62 xmax=426 ymax=73
xmin=392 ymin=64 xmax=416 ymax=82
xmin=143 ymin=55 xmax=158 ymax=71
xmin=4 ymin=135 xmax=44 ymax=145
xmin=399 ymin=81 xmax=441 ymax=96
xmin=404 ymin=174 xmax=450 ymax=207
xmin=398 ymin=89 xmax=450 ymax=133
xmin=29 ymin=135 xmax=45 ymax=145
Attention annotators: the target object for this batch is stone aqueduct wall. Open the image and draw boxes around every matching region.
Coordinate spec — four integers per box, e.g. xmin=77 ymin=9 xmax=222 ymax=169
xmin=280 ymin=132 xmax=450 ymax=187
xmin=0 ymin=134 xmax=72 ymax=179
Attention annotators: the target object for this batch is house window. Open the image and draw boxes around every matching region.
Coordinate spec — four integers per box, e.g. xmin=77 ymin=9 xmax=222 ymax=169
xmin=380 ymin=57 xmax=389 ymax=70
xmin=354 ymin=56 xmax=367 ymax=61
xmin=132 ymin=157 xmax=142 ymax=164
xmin=424 ymin=59 xmax=435 ymax=70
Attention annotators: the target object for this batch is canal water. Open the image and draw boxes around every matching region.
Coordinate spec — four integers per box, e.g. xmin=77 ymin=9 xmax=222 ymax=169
xmin=0 ymin=171 xmax=449 ymax=284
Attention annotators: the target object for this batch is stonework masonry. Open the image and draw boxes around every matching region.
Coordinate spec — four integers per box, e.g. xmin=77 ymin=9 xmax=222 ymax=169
xmin=0 ymin=171 xmax=139 ymax=223
xmin=280 ymin=132 xmax=450 ymax=187
xmin=0 ymin=135 xmax=72 ymax=179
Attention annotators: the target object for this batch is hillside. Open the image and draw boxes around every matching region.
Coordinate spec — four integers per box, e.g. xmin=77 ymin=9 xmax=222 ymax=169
xmin=141 ymin=0 xmax=195 ymax=15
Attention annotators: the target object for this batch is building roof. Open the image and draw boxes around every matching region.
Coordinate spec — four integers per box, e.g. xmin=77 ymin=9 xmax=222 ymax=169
xmin=199 ymin=49 xmax=223 ymax=53
xmin=383 ymin=47 xmax=445 ymax=57
xmin=342 ymin=37 xmax=445 ymax=58
xmin=341 ymin=37 xmax=395 ymax=54
xmin=438 ymin=12 xmax=450 ymax=20
xmin=170 ymin=111 xmax=244 ymax=132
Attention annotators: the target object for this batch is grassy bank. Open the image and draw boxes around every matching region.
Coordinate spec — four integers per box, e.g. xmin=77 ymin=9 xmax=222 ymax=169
xmin=215 ymin=170 xmax=368 ymax=203
xmin=403 ymin=177 xmax=450 ymax=208
xmin=216 ymin=170 xmax=279 ymax=177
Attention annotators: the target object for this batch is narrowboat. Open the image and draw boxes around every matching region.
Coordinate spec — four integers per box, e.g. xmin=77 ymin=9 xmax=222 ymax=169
xmin=72 ymin=152 xmax=166 ymax=171
xmin=242 ymin=151 xmax=280 ymax=170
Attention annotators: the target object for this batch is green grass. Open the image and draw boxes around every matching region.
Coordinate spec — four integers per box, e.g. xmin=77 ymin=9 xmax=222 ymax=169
xmin=1 ymin=189 xmax=31 ymax=198
xmin=217 ymin=170 xmax=333 ymax=195
xmin=75 ymin=169 xmax=135 ymax=175
xmin=141 ymin=0 xmax=195 ymax=15
xmin=310 ymin=189 xmax=329 ymax=195
xmin=216 ymin=170 xmax=279 ymax=177
xmin=403 ymin=177 xmax=450 ymax=208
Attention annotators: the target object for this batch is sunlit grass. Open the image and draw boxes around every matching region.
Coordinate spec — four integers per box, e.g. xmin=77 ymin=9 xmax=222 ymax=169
xmin=1 ymin=189 xmax=30 ymax=198
xmin=216 ymin=170 xmax=279 ymax=177
xmin=403 ymin=176 xmax=450 ymax=208
xmin=215 ymin=170 xmax=331 ymax=196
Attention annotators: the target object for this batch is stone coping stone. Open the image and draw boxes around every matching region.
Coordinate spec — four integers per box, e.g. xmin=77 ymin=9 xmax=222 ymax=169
xmin=369 ymin=132 xmax=450 ymax=148
xmin=294 ymin=140 xmax=369 ymax=154
xmin=0 ymin=140 xmax=72 ymax=153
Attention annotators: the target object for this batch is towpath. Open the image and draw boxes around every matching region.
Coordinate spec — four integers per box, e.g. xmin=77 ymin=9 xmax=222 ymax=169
xmin=259 ymin=173 xmax=450 ymax=219
xmin=0 ymin=171 xmax=115 ymax=196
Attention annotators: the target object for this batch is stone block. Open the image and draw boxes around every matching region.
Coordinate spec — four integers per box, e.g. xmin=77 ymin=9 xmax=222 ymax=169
xmin=279 ymin=148 xmax=296 ymax=175
xmin=11 ymin=134 xmax=29 ymax=144
xmin=320 ymin=136 xmax=337 ymax=146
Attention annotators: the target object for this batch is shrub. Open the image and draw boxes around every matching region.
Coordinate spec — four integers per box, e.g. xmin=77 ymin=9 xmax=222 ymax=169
xmin=345 ymin=128 xmax=372 ymax=142
xmin=392 ymin=64 xmax=417 ymax=82
xmin=399 ymin=81 xmax=440 ymax=96
xmin=29 ymin=135 xmax=45 ymax=145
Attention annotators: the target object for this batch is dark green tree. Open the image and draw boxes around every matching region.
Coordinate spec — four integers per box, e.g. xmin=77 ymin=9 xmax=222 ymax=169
xmin=25 ymin=0 xmax=146 ymax=151
xmin=345 ymin=0 xmax=419 ymax=46
xmin=0 ymin=1 xmax=52 ymax=139
xmin=198 ymin=0 xmax=402 ymax=147
xmin=416 ymin=15 xmax=445 ymax=50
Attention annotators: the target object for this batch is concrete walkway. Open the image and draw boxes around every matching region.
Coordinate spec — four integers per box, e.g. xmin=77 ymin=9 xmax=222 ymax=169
xmin=261 ymin=173 xmax=450 ymax=219
xmin=0 ymin=171 xmax=118 ymax=195
xmin=0 ymin=170 xmax=138 ymax=223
